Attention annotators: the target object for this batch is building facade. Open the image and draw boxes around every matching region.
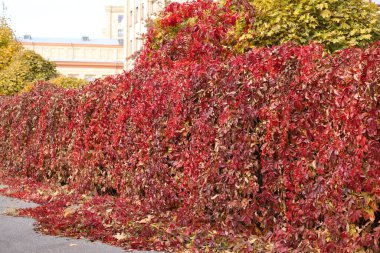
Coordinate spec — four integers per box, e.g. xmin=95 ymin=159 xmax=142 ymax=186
xmin=123 ymin=0 xmax=187 ymax=69
xmin=17 ymin=1 xmax=191 ymax=78
xmin=19 ymin=36 xmax=124 ymax=81
xmin=104 ymin=5 xmax=125 ymax=43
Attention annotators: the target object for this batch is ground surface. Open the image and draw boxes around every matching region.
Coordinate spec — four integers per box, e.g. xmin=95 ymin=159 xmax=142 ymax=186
xmin=0 ymin=185 xmax=156 ymax=253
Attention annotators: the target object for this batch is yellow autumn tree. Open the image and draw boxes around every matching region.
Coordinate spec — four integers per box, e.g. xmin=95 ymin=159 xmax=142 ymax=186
xmin=0 ymin=50 xmax=58 ymax=95
xmin=0 ymin=18 xmax=22 ymax=71
xmin=0 ymin=19 xmax=57 ymax=95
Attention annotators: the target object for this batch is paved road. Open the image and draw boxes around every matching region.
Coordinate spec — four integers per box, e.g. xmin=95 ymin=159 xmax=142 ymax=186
xmin=0 ymin=186 xmax=155 ymax=253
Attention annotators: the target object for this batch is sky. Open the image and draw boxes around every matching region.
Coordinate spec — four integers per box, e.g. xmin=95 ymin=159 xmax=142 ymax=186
xmin=1 ymin=0 xmax=124 ymax=38
xmin=1 ymin=0 xmax=380 ymax=39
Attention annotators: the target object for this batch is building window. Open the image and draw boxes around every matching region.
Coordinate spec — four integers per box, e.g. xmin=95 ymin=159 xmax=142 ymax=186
xmin=141 ymin=4 xmax=144 ymax=21
xmin=134 ymin=38 xmax=138 ymax=51
xmin=135 ymin=7 xmax=139 ymax=24
xmin=118 ymin=15 xmax=124 ymax=23
xmin=129 ymin=10 xmax=133 ymax=27
xmin=148 ymin=0 xmax=153 ymax=15
xmin=118 ymin=29 xmax=124 ymax=37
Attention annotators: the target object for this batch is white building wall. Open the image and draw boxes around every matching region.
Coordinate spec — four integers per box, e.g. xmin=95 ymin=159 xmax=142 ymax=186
xmin=22 ymin=42 xmax=124 ymax=79
xmin=56 ymin=66 xmax=122 ymax=81
xmin=124 ymin=0 xmax=187 ymax=69
xmin=104 ymin=6 xmax=125 ymax=41
xmin=23 ymin=44 xmax=123 ymax=63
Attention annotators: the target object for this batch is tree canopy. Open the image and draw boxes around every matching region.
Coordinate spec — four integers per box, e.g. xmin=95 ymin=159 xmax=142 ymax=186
xmin=0 ymin=18 xmax=22 ymax=71
xmin=0 ymin=20 xmax=57 ymax=95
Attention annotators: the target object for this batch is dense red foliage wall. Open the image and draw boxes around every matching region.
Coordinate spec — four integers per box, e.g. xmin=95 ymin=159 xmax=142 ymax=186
xmin=0 ymin=1 xmax=379 ymax=251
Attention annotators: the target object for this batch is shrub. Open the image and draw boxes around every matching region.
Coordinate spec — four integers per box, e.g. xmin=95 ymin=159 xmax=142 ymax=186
xmin=49 ymin=76 xmax=88 ymax=89
xmin=0 ymin=1 xmax=379 ymax=252
xmin=151 ymin=0 xmax=380 ymax=53
xmin=229 ymin=0 xmax=380 ymax=52
xmin=21 ymin=75 xmax=88 ymax=94
xmin=1 ymin=43 xmax=379 ymax=252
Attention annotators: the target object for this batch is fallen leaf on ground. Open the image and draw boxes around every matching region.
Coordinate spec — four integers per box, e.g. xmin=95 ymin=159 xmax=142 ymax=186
xmin=137 ymin=214 xmax=155 ymax=224
xmin=63 ymin=204 xmax=81 ymax=217
xmin=3 ymin=208 xmax=19 ymax=216
xmin=113 ymin=233 xmax=128 ymax=241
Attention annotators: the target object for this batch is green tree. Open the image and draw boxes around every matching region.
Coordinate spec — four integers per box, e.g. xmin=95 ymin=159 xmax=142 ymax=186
xmin=227 ymin=0 xmax=380 ymax=52
xmin=0 ymin=20 xmax=57 ymax=95
xmin=0 ymin=50 xmax=57 ymax=95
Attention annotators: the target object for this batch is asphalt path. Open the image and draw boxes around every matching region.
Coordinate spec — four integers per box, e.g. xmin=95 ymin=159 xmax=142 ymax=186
xmin=0 ymin=185 xmax=155 ymax=253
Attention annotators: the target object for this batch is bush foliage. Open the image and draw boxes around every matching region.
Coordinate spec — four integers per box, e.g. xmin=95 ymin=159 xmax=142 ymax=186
xmin=153 ymin=0 xmax=380 ymax=53
xmin=229 ymin=0 xmax=380 ymax=52
xmin=0 ymin=0 xmax=379 ymax=252
xmin=49 ymin=76 xmax=88 ymax=89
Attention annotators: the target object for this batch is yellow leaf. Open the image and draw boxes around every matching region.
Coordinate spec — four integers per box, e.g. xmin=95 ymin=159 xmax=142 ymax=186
xmin=365 ymin=208 xmax=375 ymax=222
xmin=2 ymin=208 xmax=19 ymax=216
xmin=137 ymin=214 xmax=155 ymax=224
xmin=63 ymin=205 xmax=81 ymax=217
xmin=321 ymin=10 xmax=332 ymax=19
xmin=113 ymin=233 xmax=128 ymax=241
xmin=361 ymin=34 xmax=372 ymax=40
xmin=348 ymin=224 xmax=357 ymax=236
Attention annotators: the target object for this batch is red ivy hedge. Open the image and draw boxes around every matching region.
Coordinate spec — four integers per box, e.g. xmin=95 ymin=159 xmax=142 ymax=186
xmin=0 ymin=0 xmax=379 ymax=252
